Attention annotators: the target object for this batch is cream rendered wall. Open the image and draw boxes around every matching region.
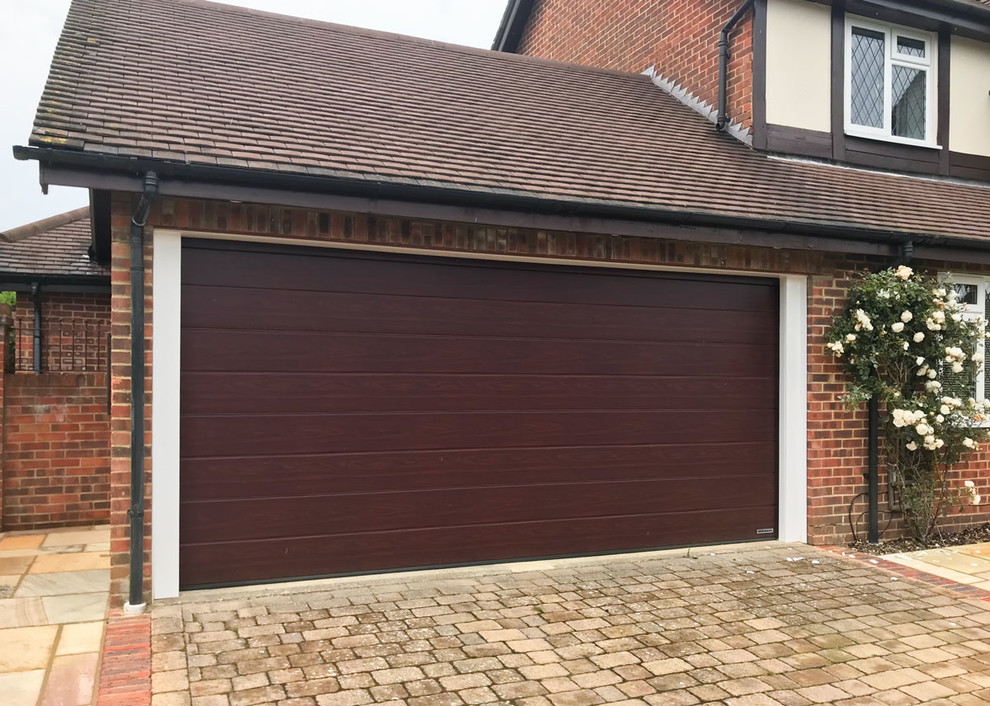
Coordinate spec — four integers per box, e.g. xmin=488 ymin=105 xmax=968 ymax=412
xmin=950 ymin=36 xmax=990 ymax=158
xmin=765 ymin=0 xmax=832 ymax=132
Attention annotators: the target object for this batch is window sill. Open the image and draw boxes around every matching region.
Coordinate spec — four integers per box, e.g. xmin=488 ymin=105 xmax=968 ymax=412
xmin=844 ymin=130 xmax=942 ymax=150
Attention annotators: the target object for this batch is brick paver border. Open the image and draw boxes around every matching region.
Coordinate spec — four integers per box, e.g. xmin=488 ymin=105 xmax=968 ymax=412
xmin=821 ymin=545 xmax=990 ymax=601
xmin=96 ymin=610 xmax=152 ymax=705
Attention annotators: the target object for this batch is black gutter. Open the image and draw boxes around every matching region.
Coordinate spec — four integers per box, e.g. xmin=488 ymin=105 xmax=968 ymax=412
xmin=18 ymin=145 xmax=976 ymax=252
xmin=31 ymin=282 xmax=42 ymax=373
xmin=125 ymin=172 xmax=158 ymax=613
xmin=0 ymin=274 xmax=110 ymax=288
xmin=717 ymin=0 xmax=756 ymax=132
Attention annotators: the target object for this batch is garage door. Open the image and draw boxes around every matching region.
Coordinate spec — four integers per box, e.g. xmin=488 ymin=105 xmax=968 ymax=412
xmin=179 ymin=239 xmax=779 ymax=588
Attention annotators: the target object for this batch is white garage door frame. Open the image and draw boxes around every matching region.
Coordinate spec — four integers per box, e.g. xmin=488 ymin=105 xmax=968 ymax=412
xmin=151 ymin=229 xmax=808 ymax=600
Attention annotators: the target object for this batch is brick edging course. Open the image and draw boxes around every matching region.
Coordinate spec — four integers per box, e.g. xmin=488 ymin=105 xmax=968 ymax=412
xmin=820 ymin=545 xmax=990 ymax=601
xmin=96 ymin=610 xmax=152 ymax=706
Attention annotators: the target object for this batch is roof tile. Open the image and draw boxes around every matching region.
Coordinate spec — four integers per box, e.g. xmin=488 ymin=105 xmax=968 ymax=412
xmin=26 ymin=0 xmax=990 ymax=243
xmin=0 ymin=209 xmax=106 ymax=279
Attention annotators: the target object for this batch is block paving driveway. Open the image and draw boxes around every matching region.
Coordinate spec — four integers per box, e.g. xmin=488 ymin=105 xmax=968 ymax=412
xmin=151 ymin=543 xmax=990 ymax=706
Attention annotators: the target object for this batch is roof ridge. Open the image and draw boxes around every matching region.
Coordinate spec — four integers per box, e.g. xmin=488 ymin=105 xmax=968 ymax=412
xmin=1 ymin=207 xmax=90 ymax=243
xmin=174 ymin=0 xmax=652 ymax=82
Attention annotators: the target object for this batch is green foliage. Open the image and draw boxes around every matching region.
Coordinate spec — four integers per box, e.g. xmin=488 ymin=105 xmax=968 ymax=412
xmin=826 ymin=266 xmax=988 ymax=542
xmin=0 ymin=291 xmax=15 ymax=308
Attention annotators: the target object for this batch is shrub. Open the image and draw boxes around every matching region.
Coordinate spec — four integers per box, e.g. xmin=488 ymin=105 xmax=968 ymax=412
xmin=826 ymin=265 xmax=988 ymax=542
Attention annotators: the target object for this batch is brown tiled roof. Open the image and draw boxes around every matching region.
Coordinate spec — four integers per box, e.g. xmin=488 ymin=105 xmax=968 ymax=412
xmin=0 ymin=208 xmax=106 ymax=279
xmin=27 ymin=0 xmax=990 ymax=244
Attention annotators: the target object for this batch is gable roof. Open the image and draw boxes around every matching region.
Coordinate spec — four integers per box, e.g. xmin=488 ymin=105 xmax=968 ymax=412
xmin=0 ymin=208 xmax=107 ymax=281
xmin=19 ymin=0 xmax=990 ymax=250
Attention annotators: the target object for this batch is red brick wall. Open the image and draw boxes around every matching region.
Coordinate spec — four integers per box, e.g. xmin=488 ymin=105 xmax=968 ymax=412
xmin=515 ymin=0 xmax=754 ymax=131
xmin=2 ymin=372 xmax=111 ymax=530
xmin=106 ymin=192 xmax=990 ymax=604
xmin=13 ymin=291 xmax=111 ymax=372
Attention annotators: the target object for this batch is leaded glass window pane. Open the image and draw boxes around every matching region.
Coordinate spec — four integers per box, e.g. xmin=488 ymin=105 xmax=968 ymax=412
xmin=955 ymin=283 xmax=979 ymax=306
xmin=897 ymin=36 xmax=925 ymax=58
xmin=891 ymin=65 xmax=926 ymax=140
xmin=850 ymin=27 xmax=885 ymax=128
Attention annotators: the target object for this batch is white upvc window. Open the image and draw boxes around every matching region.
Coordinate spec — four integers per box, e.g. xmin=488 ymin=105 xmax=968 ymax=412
xmin=844 ymin=16 xmax=937 ymax=147
xmin=945 ymin=276 xmax=989 ymax=405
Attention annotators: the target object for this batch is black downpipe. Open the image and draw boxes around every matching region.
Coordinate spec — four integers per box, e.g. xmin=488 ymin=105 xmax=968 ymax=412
xmin=717 ymin=0 xmax=756 ymax=132
xmin=867 ymin=239 xmax=915 ymax=544
xmin=31 ymin=282 xmax=42 ymax=373
xmin=127 ymin=172 xmax=159 ymax=610
xmin=867 ymin=397 xmax=880 ymax=544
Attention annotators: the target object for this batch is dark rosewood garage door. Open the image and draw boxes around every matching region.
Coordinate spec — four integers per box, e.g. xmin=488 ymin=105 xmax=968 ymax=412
xmin=179 ymin=239 xmax=779 ymax=588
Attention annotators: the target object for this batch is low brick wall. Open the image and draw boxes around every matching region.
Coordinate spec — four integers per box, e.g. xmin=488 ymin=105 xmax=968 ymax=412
xmin=2 ymin=372 xmax=110 ymax=530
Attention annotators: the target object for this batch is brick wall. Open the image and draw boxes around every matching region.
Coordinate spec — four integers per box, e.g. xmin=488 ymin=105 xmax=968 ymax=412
xmin=106 ymin=192 xmax=990 ymax=605
xmin=13 ymin=291 xmax=111 ymax=372
xmin=2 ymin=372 xmax=111 ymax=530
xmin=515 ymin=0 xmax=754 ymax=131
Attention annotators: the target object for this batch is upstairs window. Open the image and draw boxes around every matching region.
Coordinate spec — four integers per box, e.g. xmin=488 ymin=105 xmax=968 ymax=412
xmin=845 ymin=17 xmax=935 ymax=146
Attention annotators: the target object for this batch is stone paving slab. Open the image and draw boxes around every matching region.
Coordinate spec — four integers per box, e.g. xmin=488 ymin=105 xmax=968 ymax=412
xmin=151 ymin=542 xmax=990 ymax=706
xmin=0 ymin=525 xmax=111 ymax=706
xmin=883 ymin=545 xmax=990 ymax=594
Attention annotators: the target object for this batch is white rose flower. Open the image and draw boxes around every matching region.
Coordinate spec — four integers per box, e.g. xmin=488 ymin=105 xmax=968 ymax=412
xmin=925 ymin=380 xmax=942 ymax=391
xmin=916 ymin=356 xmax=926 ymax=366
xmin=891 ymin=322 xmax=905 ymax=333
xmin=974 ymin=495 xmax=982 ymax=506
xmin=895 ymin=265 xmax=914 ymax=280
xmin=953 ymin=313 xmax=963 ymax=322
xmin=965 ymin=478 xmax=976 ymax=486
xmin=952 ymin=363 xmax=964 ymax=374
xmin=914 ymin=332 xmax=925 ymax=342
xmin=936 ymin=438 xmax=945 ymax=449
xmin=846 ymin=333 xmax=857 ymax=342
xmin=928 ymin=369 xmax=938 ymax=379
xmin=941 ymin=405 xmax=951 ymax=415
xmin=903 ymin=341 xmax=909 ymax=350
xmin=906 ymin=441 xmax=918 ymax=451
xmin=901 ymin=310 xmax=913 ymax=323
xmin=854 ymin=309 xmax=874 ymax=332
xmin=974 ymin=351 xmax=985 ymax=363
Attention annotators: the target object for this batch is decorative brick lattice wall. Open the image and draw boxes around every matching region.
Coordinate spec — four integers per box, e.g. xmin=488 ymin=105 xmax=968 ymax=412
xmin=515 ymin=0 xmax=754 ymax=132
xmin=13 ymin=291 xmax=111 ymax=373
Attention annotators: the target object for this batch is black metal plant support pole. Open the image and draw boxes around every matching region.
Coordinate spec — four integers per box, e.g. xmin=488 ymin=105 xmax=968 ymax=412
xmin=867 ymin=395 xmax=880 ymax=544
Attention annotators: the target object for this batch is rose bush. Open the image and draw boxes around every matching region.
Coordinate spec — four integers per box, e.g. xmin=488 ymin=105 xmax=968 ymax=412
xmin=827 ymin=265 xmax=989 ymax=542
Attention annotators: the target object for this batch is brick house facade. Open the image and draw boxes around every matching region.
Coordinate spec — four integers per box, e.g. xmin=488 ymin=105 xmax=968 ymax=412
xmin=16 ymin=0 xmax=990 ymax=606
xmin=97 ymin=192 xmax=990 ymax=604
xmin=513 ymin=0 xmax=754 ymax=133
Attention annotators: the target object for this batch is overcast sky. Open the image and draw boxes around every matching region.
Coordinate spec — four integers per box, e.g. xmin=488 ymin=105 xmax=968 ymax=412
xmin=0 ymin=0 xmax=507 ymax=231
